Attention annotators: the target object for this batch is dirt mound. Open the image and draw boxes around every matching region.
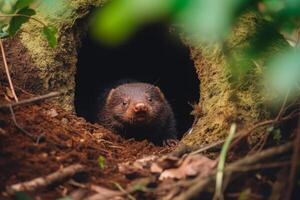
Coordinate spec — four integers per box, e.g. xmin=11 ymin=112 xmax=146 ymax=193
xmin=0 ymin=88 xmax=172 ymax=199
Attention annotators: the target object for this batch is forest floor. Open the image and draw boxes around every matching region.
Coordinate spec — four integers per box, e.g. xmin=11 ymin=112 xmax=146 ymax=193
xmin=0 ymin=86 xmax=299 ymax=200
xmin=0 ymin=87 xmax=175 ymax=199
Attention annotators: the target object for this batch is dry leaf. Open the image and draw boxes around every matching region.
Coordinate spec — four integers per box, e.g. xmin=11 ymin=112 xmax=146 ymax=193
xmin=159 ymin=154 xmax=217 ymax=180
xmin=45 ymin=108 xmax=58 ymax=117
xmin=150 ymin=155 xmax=179 ymax=173
xmin=85 ymin=185 xmax=124 ymax=200
xmin=5 ymin=87 xmax=14 ymax=99
xmin=119 ymin=155 xmax=158 ymax=175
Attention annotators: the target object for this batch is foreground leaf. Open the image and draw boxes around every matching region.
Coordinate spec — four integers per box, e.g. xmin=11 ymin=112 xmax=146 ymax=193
xmin=14 ymin=192 xmax=33 ymax=200
xmin=42 ymin=25 xmax=58 ymax=48
xmin=15 ymin=0 xmax=34 ymax=10
xmin=97 ymin=155 xmax=106 ymax=170
xmin=8 ymin=7 xmax=36 ymax=36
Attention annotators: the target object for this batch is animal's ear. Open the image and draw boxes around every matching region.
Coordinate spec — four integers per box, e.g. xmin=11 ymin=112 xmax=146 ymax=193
xmin=154 ymin=86 xmax=165 ymax=100
xmin=106 ymin=89 xmax=115 ymax=104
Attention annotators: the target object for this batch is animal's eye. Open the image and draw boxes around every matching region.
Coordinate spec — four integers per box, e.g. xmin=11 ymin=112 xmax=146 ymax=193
xmin=122 ymin=101 xmax=128 ymax=106
xmin=147 ymin=97 xmax=152 ymax=102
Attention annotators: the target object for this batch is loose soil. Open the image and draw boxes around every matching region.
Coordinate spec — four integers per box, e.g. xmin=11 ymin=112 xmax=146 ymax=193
xmin=0 ymin=87 xmax=173 ymax=199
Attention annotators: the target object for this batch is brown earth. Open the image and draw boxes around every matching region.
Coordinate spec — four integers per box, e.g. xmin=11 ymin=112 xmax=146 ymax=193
xmin=0 ymin=86 xmax=173 ymax=199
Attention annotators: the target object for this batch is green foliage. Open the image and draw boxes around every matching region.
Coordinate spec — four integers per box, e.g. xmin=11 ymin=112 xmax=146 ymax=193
xmin=267 ymin=126 xmax=282 ymax=143
xmin=97 ymin=155 xmax=106 ymax=170
xmin=133 ymin=184 xmax=146 ymax=192
xmin=56 ymin=197 xmax=73 ymax=200
xmin=8 ymin=7 xmax=35 ymax=36
xmin=0 ymin=0 xmax=57 ymax=48
xmin=0 ymin=0 xmax=17 ymax=14
xmin=238 ymin=188 xmax=251 ymax=200
xmin=90 ymin=0 xmax=175 ymax=46
xmin=42 ymin=25 xmax=57 ymax=48
xmin=89 ymin=0 xmax=254 ymax=44
xmin=15 ymin=0 xmax=34 ymax=10
xmin=14 ymin=192 xmax=33 ymax=200
xmin=90 ymin=0 xmax=300 ymax=100
xmin=272 ymin=128 xmax=282 ymax=143
xmin=266 ymin=47 xmax=300 ymax=98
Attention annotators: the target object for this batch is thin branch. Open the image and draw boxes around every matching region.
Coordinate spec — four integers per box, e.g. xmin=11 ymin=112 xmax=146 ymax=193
xmin=0 ymin=91 xmax=61 ymax=109
xmin=6 ymin=164 xmax=86 ymax=195
xmin=231 ymin=111 xmax=300 ymax=148
xmin=0 ymin=14 xmax=47 ymax=27
xmin=174 ymin=142 xmax=292 ymax=200
xmin=113 ymin=182 xmax=136 ymax=200
xmin=187 ymin=111 xmax=299 ymax=157
xmin=275 ymin=89 xmax=290 ymax=122
xmin=8 ymin=104 xmax=44 ymax=143
xmin=190 ymin=140 xmax=225 ymax=155
xmin=0 ymin=39 xmax=18 ymax=102
xmin=285 ymin=117 xmax=300 ymax=200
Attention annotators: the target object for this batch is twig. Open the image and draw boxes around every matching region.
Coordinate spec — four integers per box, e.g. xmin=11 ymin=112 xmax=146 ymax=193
xmin=113 ymin=182 xmax=136 ymax=200
xmin=190 ymin=140 xmax=225 ymax=155
xmin=174 ymin=142 xmax=292 ymax=200
xmin=285 ymin=117 xmax=300 ymax=200
xmin=186 ymin=111 xmax=299 ymax=157
xmin=8 ymin=104 xmax=43 ymax=143
xmin=0 ymin=39 xmax=18 ymax=102
xmin=231 ymin=111 xmax=300 ymax=148
xmin=0 ymin=14 xmax=47 ymax=26
xmin=268 ymin=167 xmax=289 ymax=200
xmin=275 ymin=89 xmax=290 ymax=122
xmin=213 ymin=124 xmax=236 ymax=200
xmin=6 ymin=164 xmax=86 ymax=195
xmin=0 ymin=91 xmax=61 ymax=109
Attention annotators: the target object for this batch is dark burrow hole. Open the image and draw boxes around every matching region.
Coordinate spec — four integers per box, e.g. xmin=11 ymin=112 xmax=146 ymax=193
xmin=75 ymin=23 xmax=199 ymax=138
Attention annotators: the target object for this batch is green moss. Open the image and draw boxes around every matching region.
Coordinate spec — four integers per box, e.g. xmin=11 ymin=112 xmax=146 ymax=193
xmin=17 ymin=0 xmax=106 ymax=111
xmin=182 ymin=10 xmax=288 ymax=146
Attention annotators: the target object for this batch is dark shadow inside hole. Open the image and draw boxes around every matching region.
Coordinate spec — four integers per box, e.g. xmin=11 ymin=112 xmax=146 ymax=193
xmin=75 ymin=23 xmax=199 ymax=138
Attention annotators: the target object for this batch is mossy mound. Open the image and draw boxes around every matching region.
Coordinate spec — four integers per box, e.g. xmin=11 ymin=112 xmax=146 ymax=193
xmin=4 ymin=0 xmax=103 ymax=111
xmin=182 ymin=10 xmax=288 ymax=146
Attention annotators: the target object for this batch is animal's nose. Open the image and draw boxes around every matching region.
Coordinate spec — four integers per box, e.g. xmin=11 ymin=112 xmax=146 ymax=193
xmin=133 ymin=103 xmax=148 ymax=113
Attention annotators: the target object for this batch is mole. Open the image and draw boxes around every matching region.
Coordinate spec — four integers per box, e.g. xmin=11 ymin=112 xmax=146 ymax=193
xmin=96 ymin=81 xmax=178 ymax=146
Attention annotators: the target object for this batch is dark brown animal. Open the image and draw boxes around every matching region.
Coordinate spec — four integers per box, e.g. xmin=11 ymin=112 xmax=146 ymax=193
xmin=96 ymin=82 xmax=178 ymax=146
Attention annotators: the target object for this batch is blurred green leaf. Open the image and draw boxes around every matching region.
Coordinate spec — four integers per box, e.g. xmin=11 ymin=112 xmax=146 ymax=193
xmin=57 ymin=197 xmax=73 ymax=200
xmin=42 ymin=25 xmax=57 ymax=48
xmin=14 ymin=192 xmax=33 ymax=200
xmin=0 ymin=31 xmax=9 ymax=37
xmin=0 ymin=0 xmax=18 ymax=14
xmin=97 ymin=155 xmax=106 ymax=170
xmin=176 ymin=0 xmax=251 ymax=43
xmin=8 ymin=7 xmax=35 ymax=36
xmin=272 ymin=129 xmax=282 ymax=143
xmin=90 ymin=0 xmax=254 ymax=45
xmin=238 ymin=188 xmax=251 ymax=200
xmin=266 ymin=47 xmax=300 ymax=98
xmin=90 ymin=0 xmax=174 ymax=45
xmin=133 ymin=184 xmax=146 ymax=192
xmin=15 ymin=0 xmax=34 ymax=10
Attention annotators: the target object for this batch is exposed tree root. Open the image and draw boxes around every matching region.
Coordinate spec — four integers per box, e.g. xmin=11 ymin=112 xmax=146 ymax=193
xmin=6 ymin=164 xmax=86 ymax=195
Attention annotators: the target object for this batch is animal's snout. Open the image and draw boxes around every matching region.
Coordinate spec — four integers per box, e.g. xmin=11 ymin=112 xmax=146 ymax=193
xmin=133 ymin=103 xmax=148 ymax=113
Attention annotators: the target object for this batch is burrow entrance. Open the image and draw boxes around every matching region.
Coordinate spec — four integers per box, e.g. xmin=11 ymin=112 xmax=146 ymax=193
xmin=75 ymin=23 xmax=199 ymax=137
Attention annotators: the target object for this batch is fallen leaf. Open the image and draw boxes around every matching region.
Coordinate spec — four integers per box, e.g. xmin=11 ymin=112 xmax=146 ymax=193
xmin=86 ymin=185 xmax=124 ymax=200
xmin=159 ymin=154 xmax=217 ymax=180
xmin=45 ymin=108 xmax=58 ymax=117
xmin=119 ymin=155 xmax=158 ymax=175
xmin=5 ymin=87 xmax=14 ymax=99
xmin=150 ymin=155 xmax=179 ymax=173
